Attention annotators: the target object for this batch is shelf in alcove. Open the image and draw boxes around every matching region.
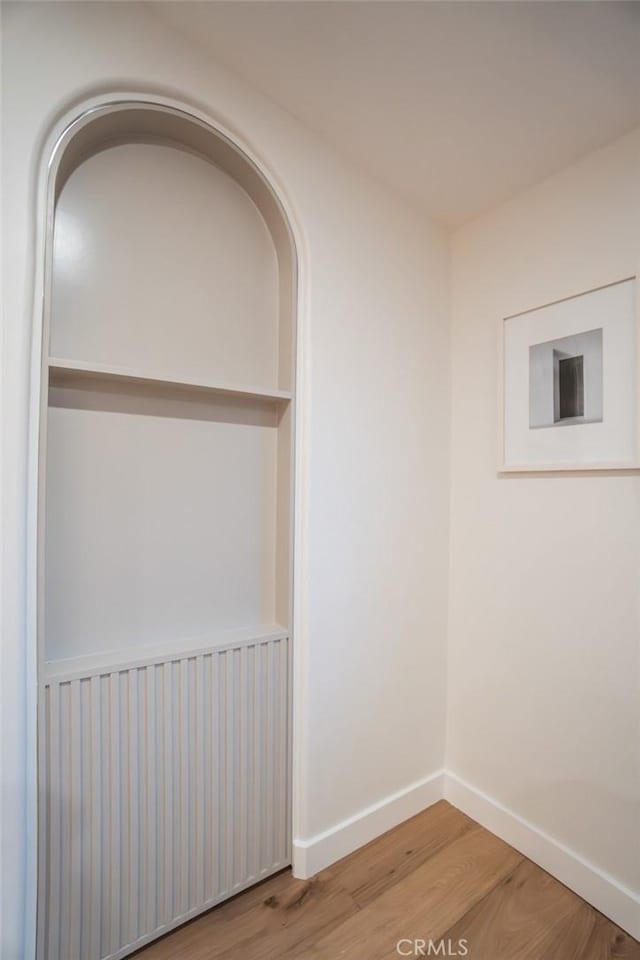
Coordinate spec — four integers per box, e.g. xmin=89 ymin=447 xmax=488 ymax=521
xmin=48 ymin=357 xmax=292 ymax=424
xmin=49 ymin=357 xmax=293 ymax=402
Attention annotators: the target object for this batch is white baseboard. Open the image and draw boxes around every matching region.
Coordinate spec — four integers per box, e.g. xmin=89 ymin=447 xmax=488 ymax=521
xmin=292 ymin=769 xmax=445 ymax=879
xmin=292 ymin=768 xmax=639 ymax=941
xmin=444 ymin=771 xmax=640 ymax=941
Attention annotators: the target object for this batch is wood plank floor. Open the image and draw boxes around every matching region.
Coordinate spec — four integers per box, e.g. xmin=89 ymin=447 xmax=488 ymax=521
xmin=134 ymin=801 xmax=639 ymax=960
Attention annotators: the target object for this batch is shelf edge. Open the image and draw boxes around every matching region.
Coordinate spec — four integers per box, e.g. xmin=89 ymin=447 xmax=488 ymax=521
xmin=48 ymin=356 xmax=294 ymax=402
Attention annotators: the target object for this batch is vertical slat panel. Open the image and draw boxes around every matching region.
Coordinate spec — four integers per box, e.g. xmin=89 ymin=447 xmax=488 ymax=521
xmin=39 ymin=634 xmax=290 ymax=960
xmin=250 ymin=644 xmax=261 ymax=881
xmin=276 ymin=639 xmax=288 ymax=865
xmin=108 ymin=674 xmax=121 ymax=955
xmin=58 ymin=681 xmax=73 ymax=960
xmin=192 ymin=656 xmax=204 ymax=909
xmin=99 ymin=675 xmax=110 ymax=956
xmin=46 ymin=683 xmax=61 ymax=960
xmin=36 ymin=690 xmax=49 ymax=960
xmin=79 ymin=678 xmax=92 ymax=959
xmin=178 ymin=657 xmax=190 ymax=917
xmin=162 ymin=661 xmax=174 ymax=923
xmin=259 ymin=641 xmax=271 ymax=873
xmin=127 ymin=669 xmax=140 ymax=946
xmin=274 ymin=640 xmax=283 ymax=866
xmin=285 ymin=637 xmax=292 ymax=864
xmin=238 ymin=645 xmax=248 ymax=888
xmin=146 ymin=664 xmax=158 ymax=935
xmin=89 ymin=675 xmax=102 ymax=960
xmin=202 ymin=652 xmax=215 ymax=897
xmin=191 ymin=657 xmax=201 ymax=906
xmin=223 ymin=649 xmax=233 ymax=896
xmin=212 ymin=650 xmax=223 ymax=897
xmin=118 ymin=671 xmax=130 ymax=951
xmin=266 ymin=641 xmax=276 ymax=869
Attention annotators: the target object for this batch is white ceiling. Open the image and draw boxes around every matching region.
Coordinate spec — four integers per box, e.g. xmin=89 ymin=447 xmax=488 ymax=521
xmin=154 ymin=1 xmax=640 ymax=226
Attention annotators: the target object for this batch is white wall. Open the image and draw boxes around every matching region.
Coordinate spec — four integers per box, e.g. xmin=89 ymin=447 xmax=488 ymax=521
xmin=448 ymin=128 xmax=640 ymax=896
xmin=1 ymin=4 xmax=450 ymax=956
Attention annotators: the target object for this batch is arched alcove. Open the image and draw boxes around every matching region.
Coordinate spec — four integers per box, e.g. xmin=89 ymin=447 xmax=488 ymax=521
xmin=37 ymin=101 xmax=297 ymax=960
xmin=52 ymin=143 xmax=281 ymax=388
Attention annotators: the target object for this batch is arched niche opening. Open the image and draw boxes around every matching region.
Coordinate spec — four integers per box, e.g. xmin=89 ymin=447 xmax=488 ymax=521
xmin=50 ymin=104 xmax=296 ymax=393
xmin=43 ymin=102 xmax=297 ymax=661
xmin=37 ymin=101 xmax=296 ymax=960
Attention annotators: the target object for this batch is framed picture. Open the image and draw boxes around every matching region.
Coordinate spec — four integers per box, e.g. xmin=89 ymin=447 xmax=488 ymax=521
xmin=499 ymin=277 xmax=639 ymax=472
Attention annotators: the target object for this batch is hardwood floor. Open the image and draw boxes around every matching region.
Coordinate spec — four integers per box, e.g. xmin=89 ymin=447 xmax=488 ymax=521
xmin=134 ymin=801 xmax=639 ymax=960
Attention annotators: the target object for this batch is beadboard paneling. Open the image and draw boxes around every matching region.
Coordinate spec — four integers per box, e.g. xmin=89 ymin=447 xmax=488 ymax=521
xmin=37 ymin=634 xmax=290 ymax=960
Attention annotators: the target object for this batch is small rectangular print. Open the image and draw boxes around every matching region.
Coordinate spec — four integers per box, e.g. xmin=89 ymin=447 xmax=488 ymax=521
xmin=529 ymin=328 xmax=602 ymax=429
xmin=502 ymin=278 xmax=637 ymax=470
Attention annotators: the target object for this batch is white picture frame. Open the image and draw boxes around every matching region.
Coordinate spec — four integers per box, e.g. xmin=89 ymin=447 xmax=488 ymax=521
xmin=498 ymin=277 xmax=640 ymax=473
